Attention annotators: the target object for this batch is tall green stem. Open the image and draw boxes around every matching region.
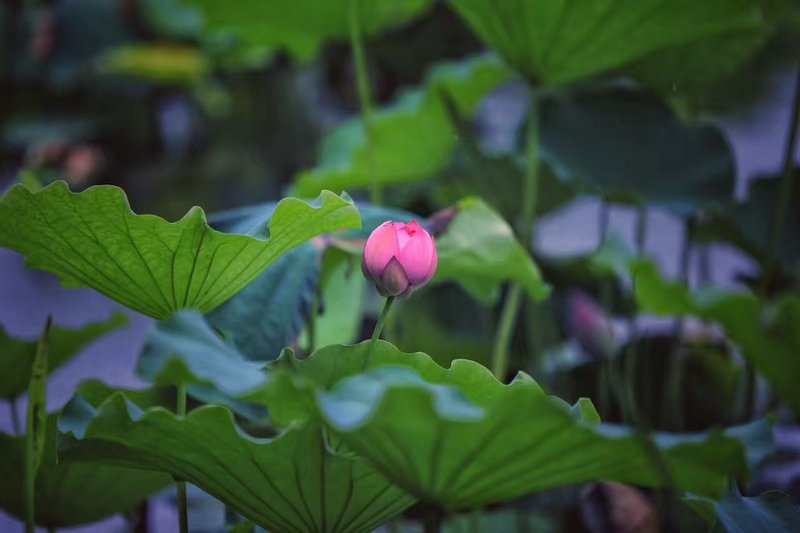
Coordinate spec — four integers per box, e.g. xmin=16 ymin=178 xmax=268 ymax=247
xmin=765 ymin=66 xmax=800 ymax=287
xmin=25 ymin=318 xmax=51 ymax=533
xmin=348 ymin=0 xmax=381 ymax=205
xmin=371 ymin=296 xmax=395 ymax=344
xmin=662 ymin=219 xmax=693 ymax=430
xmin=491 ymin=92 xmax=539 ymax=381
xmin=9 ymin=397 xmax=21 ymax=435
xmin=176 ymin=383 xmax=188 ymax=533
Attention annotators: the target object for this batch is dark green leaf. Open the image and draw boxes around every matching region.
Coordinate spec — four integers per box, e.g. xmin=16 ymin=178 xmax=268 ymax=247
xmin=685 ymin=486 xmax=800 ymax=533
xmin=208 ymin=244 xmax=321 ymax=362
xmin=137 ymin=310 xmax=267 ymax=395
xmin=539 ymin=86 xmax=734 ymax=216
xmin=0 ymin=312 xmax=127 ymax=399
xmin=0 ymin=181 xmax=360 ymax=319
xmin=60 ymin=394 xmax=415 ymax=532
xmin=293 ymin=54 xmax=513 ymax=196
xmin=0 ymin=417 xmax=170 ymax=528
xmin=447 ymin=0 xmax=765 ymax=86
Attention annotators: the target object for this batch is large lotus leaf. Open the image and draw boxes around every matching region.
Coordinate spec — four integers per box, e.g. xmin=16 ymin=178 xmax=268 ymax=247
xmin=208 ymin=244 xmax=321 ymax=362
xmin=632 ymin=1 xmax=799 ymax=113
xmin=539 ymin=86 xmax=734 ymax=217
xmin=0 ymin=181 xmax=360 ymax=319
xmin=184 ymin=0 xmax=434 ymax=61
xmin=59 ymin=394 xmax=415 ymax=532
xmin=684 ymin=486 xmax=800 ymax=533
xmin=633 ymin=261 xmax=800 ymax=413
xmin=0 ymin=416 xmax=170 ymax=528
xmin=0 ymin=312 xmax=127 ymax=399
xmin=434 ymin=197 xmax=549 ymax=303
xmin=262 ymin=342 xmax=756 ymax=509
xmin=447 ymin=0 xmax=764 ymax=86
xmin=293 ymin=53 xmax=513 ymax=196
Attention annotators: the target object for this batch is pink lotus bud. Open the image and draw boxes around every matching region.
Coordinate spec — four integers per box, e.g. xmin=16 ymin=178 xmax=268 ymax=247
xmin=567 ymin=291 xmax=615 ymax=361
xmin=362 ymin=220 xmax=438 ymax=297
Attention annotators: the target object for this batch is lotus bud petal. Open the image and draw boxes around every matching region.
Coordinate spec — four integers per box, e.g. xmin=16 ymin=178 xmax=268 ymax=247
xmin=362 ymin=220 xmax=437 ymax=297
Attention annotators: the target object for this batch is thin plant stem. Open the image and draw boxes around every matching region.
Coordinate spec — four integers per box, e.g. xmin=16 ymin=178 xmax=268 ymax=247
xmin=661 ymin=218 xmax=693 ymax=430
xmin=307 ymin=291 xmax=319 ymax=355
xmin=176 ymin=383 xmax=188 ymax=533
xmin=764 ymin=66 xmax=800 ymax=289
xmin=9 ymin=397 xmax=21 ymax=435
xmin=371 ymin=296 xmax=395 ymax=344
xmin=491 ymin=285 xmax=523 ymax=380
xmin=348 ymin=0 xmax=381 ymax=205
xmin=596 ymin=202 xmax=613 ymax=419
xmin=491 ymin=91 xmax=539 ymax=381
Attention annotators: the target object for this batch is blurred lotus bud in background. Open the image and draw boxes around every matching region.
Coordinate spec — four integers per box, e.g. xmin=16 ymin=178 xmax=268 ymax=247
xmin=567 ymin=291 xmax=616 ymax=361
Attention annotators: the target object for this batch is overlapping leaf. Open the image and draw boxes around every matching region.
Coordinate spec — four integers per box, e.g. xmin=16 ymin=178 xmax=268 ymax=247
xmin=539 ymin=86 xmax=734 ymax=216
xmin=59 ymin=394 xmax=415 ymax=532
xmin=685 ymin=486 xmax=800 ymax=533
xmin=185 ymin=0 xmax=434 ymax=61
xmin=269 ymin=342 xmax=758 ymax=509
xmin=0 ymin=417 xmax=170 ymax=528
xmin=0 ymin=181 xmax=360 ymax=319
xmin=293 ymin=54 xmax=513 ymax=196
xmin=447 ymin=0 xmax=765 ymax=86
xmin=434 ymin=197 xmax=549 ymax=302
xmin=0 ymin=312 xmax=127 ymax=399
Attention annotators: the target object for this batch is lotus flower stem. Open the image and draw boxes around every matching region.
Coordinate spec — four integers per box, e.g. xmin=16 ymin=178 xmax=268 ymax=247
xmin=371 ymin=296 xmax=395 ymax=344
xmin=176 ymin=382 xmax=189 ymax=533
xmin=491 ymin=90 xmax=539 ymax=380
xmin=348 ymin=0 xmax=381 ymax=206
xmin=9 ymin=397 xmax=20 ymax=435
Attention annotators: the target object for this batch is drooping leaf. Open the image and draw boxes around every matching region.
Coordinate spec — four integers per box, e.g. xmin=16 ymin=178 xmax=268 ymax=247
xmin=684 ymin=485 xmax=800 ymax=533
xmin=539 ymin=86 xmax=735 ymax=217
xmin=59 ymin=394 xmax=415 ymax=532
xmin=268 ymin=342 xmax=756 ymax=509
xmin=137 ymin=310 xmax=267 ymax=395
xmin=293 ymin=53 xmax=513 ymax=196
xmin=434 ymin=197 xmax=550 ymax=303
xmin=184 ymin=0 xmax=435 ymax=61
xmin=633 ymin=261 xmax=800 ymax=413
xmin=447 ymin=0 xmax=765 ymax=86
xmin=0 ymin=312 xmax=127 ymax=399
xmin=0 ymin=181 xmax=360 ymax=319
xmin=0 ymin=417 xmax=170 ymax=528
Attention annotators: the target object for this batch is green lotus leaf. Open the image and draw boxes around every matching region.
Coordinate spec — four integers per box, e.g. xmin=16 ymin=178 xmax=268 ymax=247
xmin=136 ymin=310 xmax=268 ymax=421
xmin=0 ymin=416 xmax=170 ymax=528
xmin=293 ymin=53 xmax=513 ymax=196
xmin=633 ymin=261 xmax=800 ymax=413
xmin=447 ymin=0 xmax=765 ymax=86
xmin=185 ymin=0 xmax=435 ymax=61
xmin=684 ymin=485 xmax=800 ymax=533
xmin=275 ymin=342 xmax=757 ymax=509
xmin=0 ymin=181 xmax=360 ymax=319
xmin=434 ymin=197 xmax=550 ymax=303
xmin=59 ymin=393 xmax=415 ymax=532
xmin=539 ymin=86 xmax=734 ymax=217
xmin=0 ymin=312 xmax=127 ymax=399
